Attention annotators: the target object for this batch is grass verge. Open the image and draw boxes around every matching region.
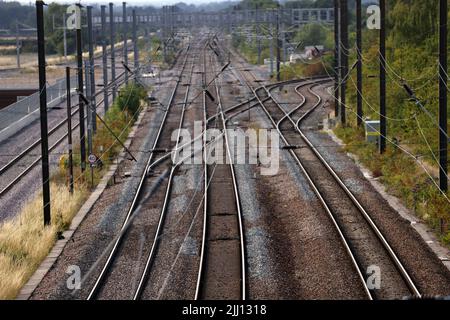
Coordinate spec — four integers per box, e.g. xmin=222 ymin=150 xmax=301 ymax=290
xmin=0 ymin=83 xmax=147 ymax=299
xmin=334 ymin=125 xmax=450 ymax=245
xmin=279 ymin=57 xmax=332 ymax=80
xmin=0 ymin=184 xmax=87 ymax=299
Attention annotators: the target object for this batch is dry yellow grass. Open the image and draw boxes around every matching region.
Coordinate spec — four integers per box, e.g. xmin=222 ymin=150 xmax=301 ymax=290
xmin=0 ymin=82 xmax=144 ymax=299
xmin=0 ymin=183 xmax=87 ymax=299
xmin=0 ymin=55 xmax=28 ymax=66
xmin=0 ymin=53 xmax=60 ymax=69
xmin=0 ymin=40 xmax=126 ymax=70
xmin=0 ymin=45 xmax=17 ymax=51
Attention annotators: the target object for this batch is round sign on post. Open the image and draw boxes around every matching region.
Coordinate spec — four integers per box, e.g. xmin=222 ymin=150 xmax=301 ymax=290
xmin=88 ymin=154 xmax=97 ymax=167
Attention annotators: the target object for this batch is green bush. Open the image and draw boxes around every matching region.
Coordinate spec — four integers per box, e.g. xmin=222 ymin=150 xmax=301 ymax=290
xmin=113 ymin=83 xmax=146 ymax=120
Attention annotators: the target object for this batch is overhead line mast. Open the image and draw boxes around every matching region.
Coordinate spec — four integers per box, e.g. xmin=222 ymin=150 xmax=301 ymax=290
xmin=438 ymin=0 xmax=448 ymax=192
xmin=339 ymin=0 xmax=348 ymax=126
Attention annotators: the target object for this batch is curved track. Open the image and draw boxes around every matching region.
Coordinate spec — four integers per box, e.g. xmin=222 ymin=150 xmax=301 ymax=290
xmin=230 ymin=50 xmax=422 ymax=299
xmin=83 ymin=34 xmax=421 ymax=300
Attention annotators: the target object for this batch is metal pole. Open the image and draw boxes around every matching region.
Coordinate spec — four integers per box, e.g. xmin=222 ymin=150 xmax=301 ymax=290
xmin=84 ymin=61 xmax=95 ymax=187
xmin=16 ymin=20 xmax=20 ymax=69
xmin=170 ymin=5 xmax=174 ymax=35
xmin=85 ymin=62 xmax=93 ymax=174
xmin=75 ymin=5 xmax=86 ymax=172
xmin=340 ymin=0 xmax=348 ymax=126
xmin=93 ymin=28 xmax=97 ymax=49
xmin=256 ymin=4 xmax=261 ymax=65
xmin=334 ymin=0 xmax=340 ymax=118
xmin=276 ymin=6 xmax=281 ymax=82
xmin=123 ymin=2 xmax=129 ymax=85
xmin=109 ymin=3 xmax=116 ymax=100
xmin=36 ymin=0 xmax=51 ymax=225
xmin=270 ymin=29 xmax=274 ymax=75
xmin=379 ymin=0 xmax=386 ymax=154
xmin=356 ymin=0 xmax=363 ymax=126
xmin=101 ymin=5 xmax=109 ymax=113
xmin=63 ymin=13 xmax=67 ymax=63
xmin=132 ymin=9 xmax=139 ymax=73
xmin=439 ymin=0 xmax=448 ymax=192
xmin=66 ymin=67 xmax=74 ymax=194
xmin=282 ymin=24 xmax=287 ymax=64
xmin=85 ymin=62 xmax=93 ymax=188
xmin=87 ymin=6 xmax=97 ymax=132
xmin=162 ymin=6 xmax=166 ymax=64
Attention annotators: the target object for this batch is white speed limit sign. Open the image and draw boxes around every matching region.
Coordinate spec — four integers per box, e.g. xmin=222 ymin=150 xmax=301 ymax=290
xmin=88 ymin=154 xmax=98 ymax=166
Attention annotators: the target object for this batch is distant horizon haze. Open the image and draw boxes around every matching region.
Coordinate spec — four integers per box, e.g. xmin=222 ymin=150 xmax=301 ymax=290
xmin=0 ymin=0 xmax=226 ymax=7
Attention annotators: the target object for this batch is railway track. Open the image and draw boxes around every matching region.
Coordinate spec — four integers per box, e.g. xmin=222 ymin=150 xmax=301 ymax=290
xmin=0 ymin=72 xmax=126 ymax=199
xmin=22 ymin=31 xmax=450 ymax=301
xmin=0 ymin=42 xmax=135 ymax=198
xmin=132 ymin=48 xmax=197 ymax=300
xmin=290 ymin=82 xmax=422 ymax=299
xmin=128 ymin=39 xmax=342 ymax=300
xmin=24 ymin=33 xmax=424 ymax=300
xmin=86 ymin=43 xmax=194 ymax=300
xmin=231 ymin=56 xmax=422 ymax=299
xmin=85 ymin=37 xmax=262 ymax=300
xmin=194 ymin=43 xmax=246 ymax=300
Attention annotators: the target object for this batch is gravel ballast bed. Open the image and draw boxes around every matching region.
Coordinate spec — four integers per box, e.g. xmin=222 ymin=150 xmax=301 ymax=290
xmin=230 ymin=106 xmax=367 ymax=299
xmin=299 ymin=83 xmax=450 ymax=296
xmin=30 ymin=71 xmax=173 ymax=300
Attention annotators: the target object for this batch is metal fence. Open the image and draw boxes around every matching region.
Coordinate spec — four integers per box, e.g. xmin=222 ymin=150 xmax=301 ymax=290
xmin=0 ymin=76 xmax=77 ymax=131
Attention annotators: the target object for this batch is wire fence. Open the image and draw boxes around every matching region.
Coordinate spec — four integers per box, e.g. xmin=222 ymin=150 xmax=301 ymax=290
xmin=0 ymin=76 xmax=78 ymax=131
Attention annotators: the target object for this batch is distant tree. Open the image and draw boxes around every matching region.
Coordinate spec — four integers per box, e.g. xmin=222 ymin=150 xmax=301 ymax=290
xmin=0 ymin=2 xmax=35 ymax=30
xmin=233 ymin=0 xmax=279 ymax=10
xmin=43 ymin=3 xmax=85 ymax=55
xmin=388 ymin=0 xmax=439 ymax=45
xmin=294 ymin=23 xmax=331 ymax=48
xmin=284 ymin=0 xmax=333 ymax=9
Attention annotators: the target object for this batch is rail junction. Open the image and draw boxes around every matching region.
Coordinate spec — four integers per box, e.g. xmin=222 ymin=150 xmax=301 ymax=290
xmin=20 ymin=32 xmax=450 ymax=300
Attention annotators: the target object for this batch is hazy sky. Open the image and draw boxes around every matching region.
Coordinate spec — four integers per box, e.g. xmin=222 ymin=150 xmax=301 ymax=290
xmin=6 ymin=0 xmax=222 ymax=6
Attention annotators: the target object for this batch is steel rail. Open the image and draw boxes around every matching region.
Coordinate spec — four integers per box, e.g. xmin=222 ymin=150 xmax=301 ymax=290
xmin=214 ymin=63 xmax=247 ymax=301
xmin=146 ymin=98 xmax=268 ymax=175
xmin=0 ymin=74 xmax=129 ymax=198
xmin=132 ymin=46 xmax=196 ymax=300
xmin=194 ymin=41 xmax=210 ymax=300
xmin=195 ymin=38 xmax=247 ymax=300
xmin=231 ymin=61 xmax=374 ymax=299
xmin=86 ymin=41 xmax=301 ymax=300
xmin=291 ymin=82 xmax=422 ymax=298
xmin=0 ymin=88 xmax=118 ymax=198
xmin=87 ymin=45 xmax=192 ymax=300
xmin=0 ymin=105 xmax=79 ymax=177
